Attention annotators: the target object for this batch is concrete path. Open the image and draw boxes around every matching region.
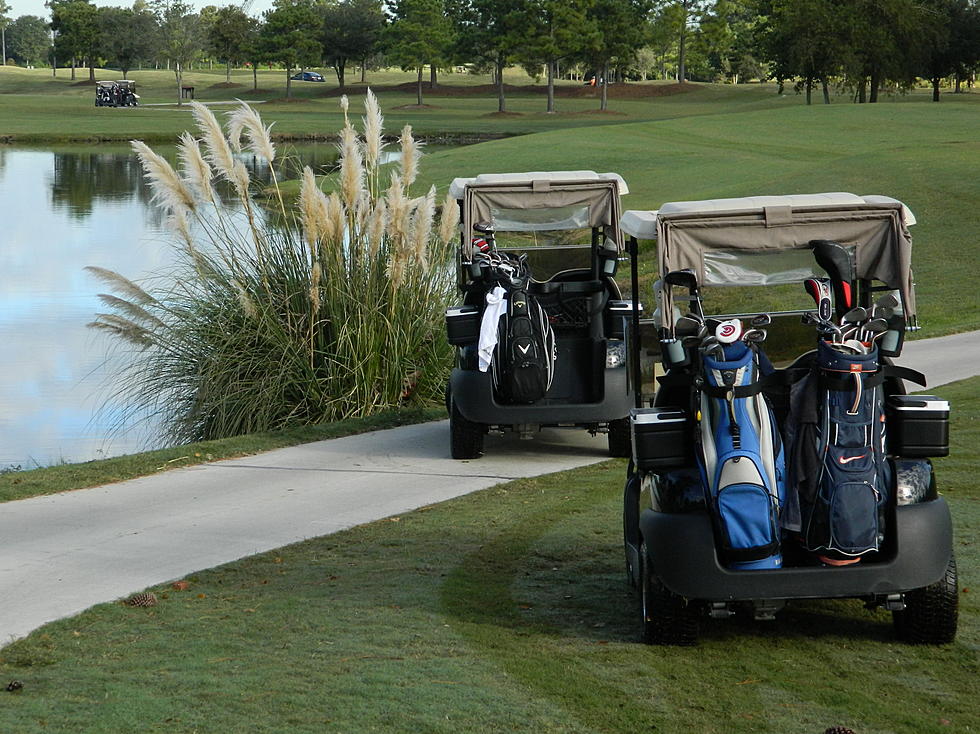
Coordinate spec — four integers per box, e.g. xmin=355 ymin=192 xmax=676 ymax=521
xmin=1 ymin=330 xmax=976 ymax=646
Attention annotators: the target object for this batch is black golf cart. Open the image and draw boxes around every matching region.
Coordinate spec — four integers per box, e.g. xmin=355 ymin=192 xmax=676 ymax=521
xmin=95 ymin=80 xmax=140 ymax=108
xmin=445 ymin=171 xmax=639 ymax=459
xmin=620 ymin=193 xmax=957 ymax=645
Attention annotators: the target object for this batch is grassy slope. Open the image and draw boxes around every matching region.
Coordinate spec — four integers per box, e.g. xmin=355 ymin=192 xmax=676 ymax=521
xmin=0 ymin=376 xmax=976 ymax=733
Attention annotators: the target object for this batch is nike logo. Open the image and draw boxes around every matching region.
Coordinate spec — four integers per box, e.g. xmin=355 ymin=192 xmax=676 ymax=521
xmin=838 ymin=454 xmax=867 ymax=465
xmin=518 ymin=344 xmax=531 ymax=355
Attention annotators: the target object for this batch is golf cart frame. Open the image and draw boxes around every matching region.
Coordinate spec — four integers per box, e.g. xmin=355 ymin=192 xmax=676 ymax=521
xmin=445 ymin=172 xmax=639 ymax=458
xmin=620 ymin=193 xmax=957 ymax=644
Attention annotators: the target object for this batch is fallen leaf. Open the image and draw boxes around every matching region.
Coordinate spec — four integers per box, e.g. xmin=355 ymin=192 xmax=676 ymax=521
xmin=171 ymin=580 xmax=189 ymax=591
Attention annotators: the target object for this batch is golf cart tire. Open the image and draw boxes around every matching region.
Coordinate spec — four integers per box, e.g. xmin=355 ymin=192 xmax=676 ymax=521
xmin=893 ymin=553 xmax=958 ymax=644
xmin=450 ymin=399 xmax=484 ymax=460
xmin=640 ymin=540 xmax=699 ymax=646
xmin=607 ymin=417 xmax=631 ymax=458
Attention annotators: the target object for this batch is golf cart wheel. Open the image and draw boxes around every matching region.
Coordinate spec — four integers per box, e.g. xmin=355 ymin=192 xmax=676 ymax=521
xmin=450 ymin=399 xmax=484 ymax=460
xmin=607 ymin=417 xmax=631 ymax=458
xmin=639 ymin=540 xmax=699 ymax=646
xmin=893 ymin=553 xmax=958 ymax=644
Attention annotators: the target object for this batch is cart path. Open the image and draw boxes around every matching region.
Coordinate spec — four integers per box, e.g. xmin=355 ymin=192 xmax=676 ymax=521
xmin=1 ymin=330 xmax=977 ymax=646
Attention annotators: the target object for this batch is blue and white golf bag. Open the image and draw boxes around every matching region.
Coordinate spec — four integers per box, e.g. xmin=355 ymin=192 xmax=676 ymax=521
xmin=697 ymin=341 xmax=786 ymax=570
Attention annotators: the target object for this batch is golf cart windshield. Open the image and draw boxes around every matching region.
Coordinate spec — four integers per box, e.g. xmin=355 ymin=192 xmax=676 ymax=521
xmin=620 ymin=193 xmax=917 ymax=328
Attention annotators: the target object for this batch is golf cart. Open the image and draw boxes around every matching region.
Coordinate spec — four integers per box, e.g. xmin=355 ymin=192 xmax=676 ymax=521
xmin=445 ymin=171 xmax=639 ymax=459
xmin=621 ymin=193 xmax=957 ymax=645
xmin=95 ymin=80 xmax=140 ymax=108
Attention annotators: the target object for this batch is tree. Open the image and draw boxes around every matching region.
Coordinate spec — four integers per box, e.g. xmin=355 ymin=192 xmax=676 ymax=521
xmin=918 ymin=0 xmax=980 ymax=100
xmin=0 ymin=0 xmax=11 ymax=66
xmin=581 ymin=0 xmax=651 ymax=110
xmin=49 ymin=0 xmax=100 ymax=81
xmin=521 ymin=0 xmax=594 ymax=112
xmin=659 ymin=0 xmax=705 ymax=82
xmin=99 ymin=6 xmax=158 ymax=78
xmin=261 ymin=0 xmax=322 ymax=99
xmin=321 ymin=0 xmax=385 ymax=88
xmin=157 ymin=0 xmax=204 ymax=105
xmin=208 ymin=5 xmax=255 ymax=84
xmin=7 ymin=15 xmax=50 ymax=67
xmin=386 ymin=0 xmax=453 ymax=106
xmin=758 ymin=0 xmax=842 ymax=103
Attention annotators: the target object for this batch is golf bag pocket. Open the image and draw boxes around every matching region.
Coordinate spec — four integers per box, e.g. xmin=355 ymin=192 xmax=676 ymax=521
xmin=715 ymin=472 xmax=781 ymax=569
xmin=806 ymin=481 xmax=880 ymax=557
xmin=494 ymin=290 xmax=556 ymax=403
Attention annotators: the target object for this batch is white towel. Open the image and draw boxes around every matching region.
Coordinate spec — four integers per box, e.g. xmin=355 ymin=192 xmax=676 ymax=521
xmin=478 ymin=286 xmax=507 ymax=372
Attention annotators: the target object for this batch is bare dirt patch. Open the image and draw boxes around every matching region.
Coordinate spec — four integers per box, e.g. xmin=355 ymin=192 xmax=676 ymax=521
xmin=482 ymin=110 xmax=524 ymax=117
xmin=391 ymin=103 xmax=440 ymax=110
xmin=209 ymin=82 xmax=245 ymax=89
xmin=324 ymin=81 xmax=692 ymax=100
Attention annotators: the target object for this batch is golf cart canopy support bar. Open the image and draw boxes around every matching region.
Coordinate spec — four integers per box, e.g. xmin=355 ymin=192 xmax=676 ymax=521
xmin=619 ymin=193 xmax=917 ymax=329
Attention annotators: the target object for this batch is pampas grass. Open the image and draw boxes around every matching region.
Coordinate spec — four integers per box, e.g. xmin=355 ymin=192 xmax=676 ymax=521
xmin=88 ymin=96 xmax=456 ymax=444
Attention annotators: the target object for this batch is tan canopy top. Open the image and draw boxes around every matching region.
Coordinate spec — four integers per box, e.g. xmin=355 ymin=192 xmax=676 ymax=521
xmin=619 ymin=193 xmax=918 ymax=328
xmin=452 ymin=172 xmax=628 ymax=259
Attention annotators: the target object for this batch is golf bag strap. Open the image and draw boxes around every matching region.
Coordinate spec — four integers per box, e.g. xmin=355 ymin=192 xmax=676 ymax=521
xmin=820 ymin=364 xmax=926 ymax=391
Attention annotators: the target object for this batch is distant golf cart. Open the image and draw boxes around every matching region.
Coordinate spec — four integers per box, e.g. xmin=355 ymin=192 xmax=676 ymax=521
xmin=621 ymin=193 xmax=957 ymax=645
xmin=445 ymin=171 xmax=640 ymax=459
xmin=95 ymin=80 xmax=139 ymax=108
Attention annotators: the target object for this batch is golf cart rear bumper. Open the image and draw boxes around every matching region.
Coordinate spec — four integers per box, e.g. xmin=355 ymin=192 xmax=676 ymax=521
xmin=450 ymin=366 xmax=632 ymax=425
xmin=640 ymin=498 xmax=953 ymax=601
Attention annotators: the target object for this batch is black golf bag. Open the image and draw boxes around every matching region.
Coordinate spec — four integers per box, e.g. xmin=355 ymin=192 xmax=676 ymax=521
xmin=493 ymin=288 xmax=556 ymax=404
xmin=787 ymin=341 xmax=890 ymax=562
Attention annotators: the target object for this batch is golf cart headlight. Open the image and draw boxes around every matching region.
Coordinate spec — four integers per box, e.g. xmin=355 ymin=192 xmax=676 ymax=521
xmin=606 ymin=341 xmax=626 ymax=368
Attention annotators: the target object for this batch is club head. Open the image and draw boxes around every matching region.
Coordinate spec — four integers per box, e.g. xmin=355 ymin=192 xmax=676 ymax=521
xmin=875 ymin=293 xmax=900 ymax=311
xmin=674 ymin=314 xmax=703 ymax=337
xmin=664 ymin=269 xmax=699 ymax=292
xmin=742 ymin=329 xmax=767 ymax=343
xmin=473 ymin=221 xmax=495 ymax=235
xmin=750 ymin=314 xmax=772 ymax=327
xmin=841 ymin=306 xmax=868 ymax=324
xmin=864 ymin=318 xmax=888 ymax=335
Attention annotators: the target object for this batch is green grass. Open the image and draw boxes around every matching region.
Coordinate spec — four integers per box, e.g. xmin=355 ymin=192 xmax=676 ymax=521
xmin=1 ymin=376 xmax=976 ymax=733
xmin=0 ymin=407 xmax=444 ymax=503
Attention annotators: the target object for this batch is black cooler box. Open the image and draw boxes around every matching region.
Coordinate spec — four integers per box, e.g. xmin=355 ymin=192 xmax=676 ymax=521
xmin=631 ymin=407 xmax=691 ymax=470
xmin=446 ymin=305 xmax=480 ymax=346
xmin=887 ymin=394 xmax=950 ymax=458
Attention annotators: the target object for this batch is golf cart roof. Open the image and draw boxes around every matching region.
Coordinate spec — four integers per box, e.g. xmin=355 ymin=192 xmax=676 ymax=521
xmin=449 ymin=171 xmax=628 ymax=200
xmin=455 ymin=171 xmax=628 ymax=257
xmin=620 ymin=192 xmax=918 ymax=323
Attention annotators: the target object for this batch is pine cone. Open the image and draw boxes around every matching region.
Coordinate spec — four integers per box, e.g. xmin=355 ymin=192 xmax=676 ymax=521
xmin=125 ymin=592 xmax=158 ymax=607
xmin=824 ymin=727 xmax=856 ymax=734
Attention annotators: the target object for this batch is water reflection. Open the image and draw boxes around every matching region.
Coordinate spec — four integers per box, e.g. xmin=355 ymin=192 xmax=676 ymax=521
xmin=0 ymin=143 xmax=381 ymax=469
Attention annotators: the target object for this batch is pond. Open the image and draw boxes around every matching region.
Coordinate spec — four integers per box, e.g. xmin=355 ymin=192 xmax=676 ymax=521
xmin=0 ymin=142 xmax=425 ymax=470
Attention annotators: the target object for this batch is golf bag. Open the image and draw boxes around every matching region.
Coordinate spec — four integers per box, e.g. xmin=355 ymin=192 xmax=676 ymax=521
xmin=697 ymin=341 xmax=785 ymax=569
xmin=788 ymin=341 xmax=890 ymax=562
xmin=492 ymin=289 xmax=556 ymax=404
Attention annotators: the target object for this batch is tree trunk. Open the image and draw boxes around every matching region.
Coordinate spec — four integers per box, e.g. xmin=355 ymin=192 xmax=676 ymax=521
xmin=869 ymin=69 xmax=880 ymax=103
xmin=805 ymin=77 xmax=812 ymax=105
xmin=600 ymin=62 xmax=608 ymax=111
xmin=858 ymin=78 xmax=866 ymax=103
xmin=89 ymin=63 xmax=96 ymax=83
xmin=286 ymin=67 xmax=292 ymax=98
xmin=932 ymin=77 xmax=940 ymax=101
xmin=416 ymin=65 xmax=422 ymax=105
xmin=496 ymin=57 xmax=505 ymax=113
xmin=71 ymin=60 xmax=76 ymax=81
xmin=546 ymin=59 xmax=555 ymax=113
xmin=430 ymin=64 xmax=437 ymax=88
xmin=360 ymin=60 xmax=366 ymax=83
xmin=1 ymin=28 xmax=5 ymax=66
xmin=678 ymin=22 xmax=687 ymax=82
xmin=175 ymin=66 xmax=182 ymax=106
xmin=335 ymin=62 xmax=345 ymax=88
xmin=822 ymin=79 xmax=830 ymax=104
xmin=226 ymin=61 xmax=231 ymax=84
xmin=253 ymin=64 xmax=257 ymax=90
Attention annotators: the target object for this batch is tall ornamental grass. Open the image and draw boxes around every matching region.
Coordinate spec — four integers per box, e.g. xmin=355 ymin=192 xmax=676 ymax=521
xmin=88 ymin=93 xmax=458 ymax=444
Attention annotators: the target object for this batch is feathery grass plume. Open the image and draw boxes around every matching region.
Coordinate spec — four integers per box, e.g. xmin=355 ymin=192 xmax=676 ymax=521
xmin=299 ymin=166 xmax=328 ymax=250
xmin=339 ymin=94 xmax=349 ymax=126
xmin=176 ymin=132 xmax=216 ymax=204
xmin=327 ymin=192 xmax=345 ymax=249
xmin=190 ymin=101 xmax=237 ymax=183
xmin=310 ymin=261 xmax=322 ymax=316
xmin=338 ymin=124 xmax=364 ymax=209
xmin=228 ymin=101 xmax=276 ymax=164
xmin=398 ymin=125 xmax=418 ymax=189
xmin=232 ymin=280 xmax=259 ymax=320
xmin=88 ymin=313 xmax=154 ymax=347
xmin=409 ymin=186 xmax=436 ymax=270
xmin=131 ymin=140 xmax=196 ymax=216
xmin=362 ymin=88 xmax=384 ymax=173
xmin=96 ymin=293 xmax=165 ymax=329
xmin=85 ymin=266 xmax=157 ymax=305
xmin=226 ymin=110 xmax=245 ymax=153
xmin=438 ymin=192 xmax=459 ymax=245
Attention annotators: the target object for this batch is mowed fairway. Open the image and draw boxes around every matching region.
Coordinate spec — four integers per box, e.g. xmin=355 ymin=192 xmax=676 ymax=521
xmin=0 ymin=376 xmax=976 ymax=734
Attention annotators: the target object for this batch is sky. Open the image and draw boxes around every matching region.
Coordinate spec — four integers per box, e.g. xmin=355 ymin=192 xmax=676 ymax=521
xmin=5 ymin=0 xmax=276 ymax=22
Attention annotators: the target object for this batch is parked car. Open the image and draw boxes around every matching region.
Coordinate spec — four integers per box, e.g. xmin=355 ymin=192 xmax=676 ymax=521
xmin=290 ymin=71 xmax=325 ymax=82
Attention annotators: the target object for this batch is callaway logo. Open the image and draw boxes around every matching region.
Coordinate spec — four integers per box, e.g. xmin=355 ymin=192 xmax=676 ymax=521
xmin=514 ymin=302 xmax=526 ymax=309
xmin=518 ymin=344 xmax=531 ymax=355
xmin=838 ymin=454 xmax=867 ymax=465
